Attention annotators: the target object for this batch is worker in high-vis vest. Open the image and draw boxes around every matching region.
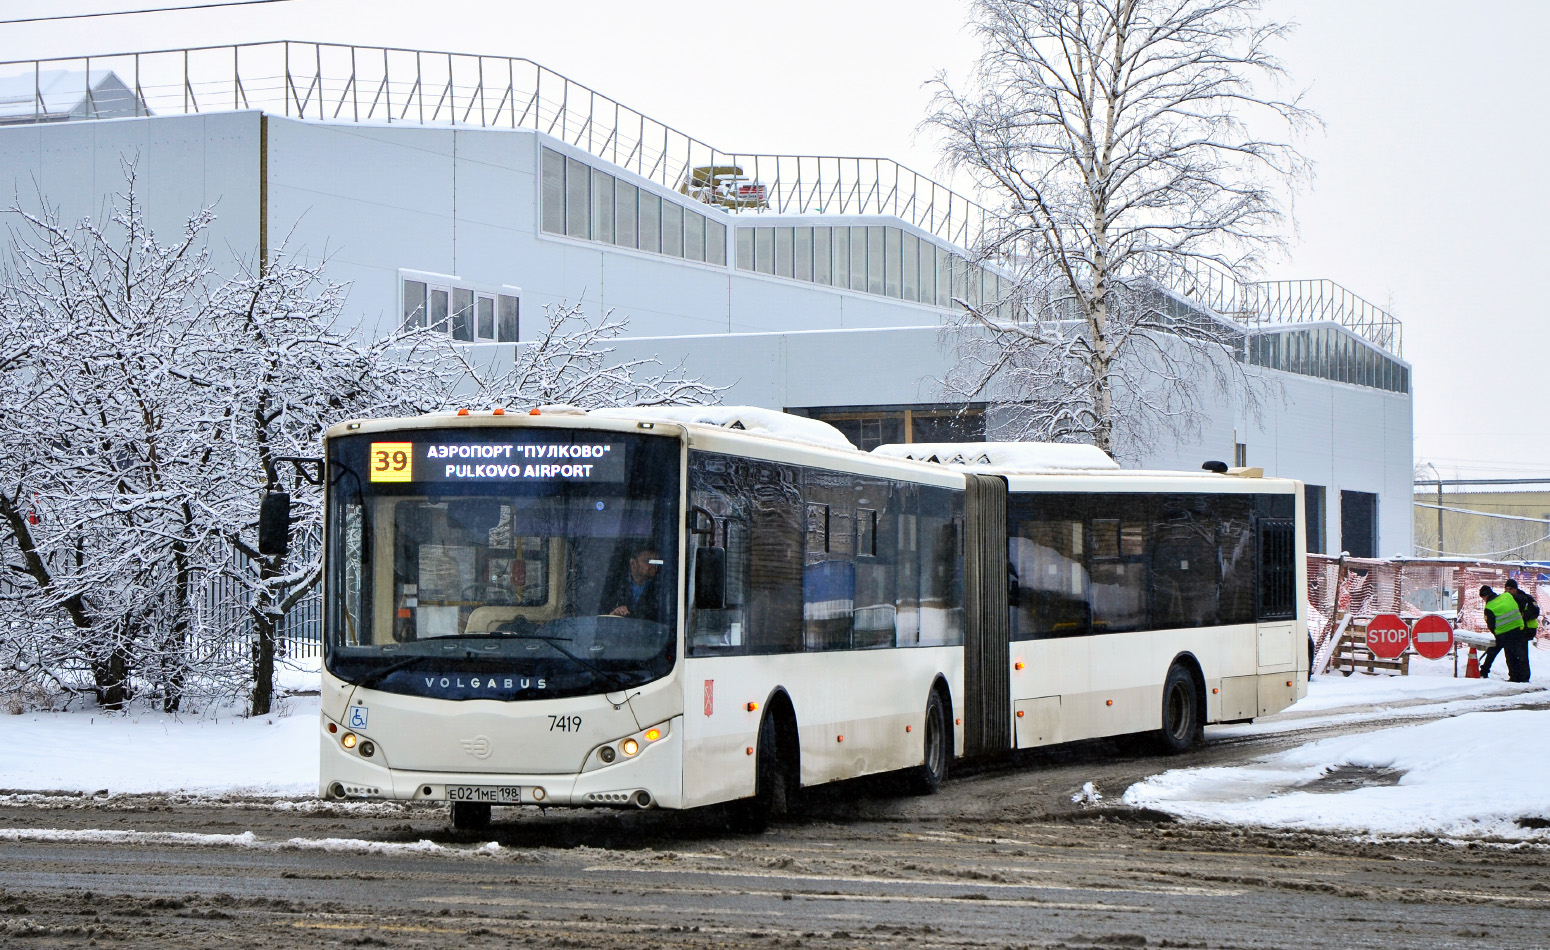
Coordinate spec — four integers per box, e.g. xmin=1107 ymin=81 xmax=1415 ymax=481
xmin=1486 ymin=579 xmax=1543 ymax=679
xmin=1479 ymin=585 xmax=1533 ymax=683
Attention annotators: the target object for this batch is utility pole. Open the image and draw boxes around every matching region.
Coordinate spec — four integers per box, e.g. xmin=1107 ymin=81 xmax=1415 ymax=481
xmin=1420 ymin=462 xmax=1444 ymax=555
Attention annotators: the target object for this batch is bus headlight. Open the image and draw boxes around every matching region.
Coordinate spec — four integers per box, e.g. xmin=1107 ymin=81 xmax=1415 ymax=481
xmin=341 ymin=732 xmax=358 ymax=749
xmin=622 ymin=738 xmax=639 ymax=756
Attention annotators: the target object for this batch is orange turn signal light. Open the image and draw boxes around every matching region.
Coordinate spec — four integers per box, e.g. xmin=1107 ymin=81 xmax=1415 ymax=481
xmin=1016 ymin=710 xmax=1024 ymax=718
xmin=1212 ymin=687 xmax=1219 ymax=694
xmin=905 ymin=725 xmax=912 ymax=733
xmin=746 ymin=701 xmax=758 ymax=712
xmin=746 ymin=747 xmax=754 ymax=755
xmin=836 ymin=735 xmax=844 ymax=743
xmin=1105 ymin=700 xmax=1114 ymax=706
xmin=645 ymin=728 xmax=661 ymax=742
xmin=1014 ymin=661 xmax=1025 ymax=670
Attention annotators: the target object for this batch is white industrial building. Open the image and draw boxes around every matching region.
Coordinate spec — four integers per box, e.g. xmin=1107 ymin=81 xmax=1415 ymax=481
xmin=0 ymin=42 xmax=1413 ymax=556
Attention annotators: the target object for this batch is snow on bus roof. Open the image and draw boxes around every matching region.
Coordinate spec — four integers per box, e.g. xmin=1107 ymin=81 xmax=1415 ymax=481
xmin=589 ymin=405 xmax=857 ymax=451
xmin=872 ymin=441 xmax=1121 ymax=472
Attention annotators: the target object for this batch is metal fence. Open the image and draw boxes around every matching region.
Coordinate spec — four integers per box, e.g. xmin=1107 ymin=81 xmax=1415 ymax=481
xmin=0 ymin=41 xmax=990 ymax=250
xmin=197 ymin=539 xmax=322 ymax=661
xmin=0 ymin=40 xmax=1398 ymax=353
xmin=1156 ymin=257 xmax=1403 ymax=357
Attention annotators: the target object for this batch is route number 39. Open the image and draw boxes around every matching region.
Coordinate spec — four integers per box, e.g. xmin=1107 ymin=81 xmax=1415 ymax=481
xmin=369 ymin=442 xmax=414 ymax=483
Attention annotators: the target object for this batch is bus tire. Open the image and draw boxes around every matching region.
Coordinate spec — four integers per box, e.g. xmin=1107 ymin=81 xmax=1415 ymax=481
xmin=730 ymin=710 xmax=795 ymax=833
xmin=450 ymin=801 xmax=492 ymax=831
xmin=908 ymin=688 xmax=951 ymax=795
xmin=1158 ymin=663 xmax=1203 ymax=755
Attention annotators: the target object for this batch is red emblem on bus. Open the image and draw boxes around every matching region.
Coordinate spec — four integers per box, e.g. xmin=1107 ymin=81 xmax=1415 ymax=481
xmin=704 ymin=679 xmax=714 ymax=717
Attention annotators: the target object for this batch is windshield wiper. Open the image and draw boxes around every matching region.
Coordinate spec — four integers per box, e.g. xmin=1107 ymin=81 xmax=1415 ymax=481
xmin=497 ymin=630 xmax=632 ymax=695
xmin=353 ymin=653 xmax=468 ymax=690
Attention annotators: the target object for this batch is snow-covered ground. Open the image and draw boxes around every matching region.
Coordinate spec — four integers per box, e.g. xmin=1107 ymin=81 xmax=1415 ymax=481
xmin=6 ymin=649 xmax=1550 ymax=844
xmin=0 ymin=659 xmax=322 ymax=797
xmin=1124 ymin=647 xmax=1550 ymax=842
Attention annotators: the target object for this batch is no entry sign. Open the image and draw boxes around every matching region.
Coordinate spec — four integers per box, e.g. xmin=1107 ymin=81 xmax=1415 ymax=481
xmin=1366 ymin=613 xmax=1410 ymax=659
xmin=1411 ymin=614 xmax=1454 ymax=660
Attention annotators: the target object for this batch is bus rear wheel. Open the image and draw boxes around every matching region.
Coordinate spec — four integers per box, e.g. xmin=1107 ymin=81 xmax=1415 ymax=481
xmin=450 ymin=801 xmax=492 ymax=831
xmin=908 ymin=689 xmax=950 ymax=795
xmin=1158 ymin=664 xmax=1202 ymax=755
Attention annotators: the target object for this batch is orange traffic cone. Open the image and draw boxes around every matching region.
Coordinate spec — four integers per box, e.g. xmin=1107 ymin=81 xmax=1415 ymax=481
xmin=1465 ymin=645 xmax=1480 ymax=679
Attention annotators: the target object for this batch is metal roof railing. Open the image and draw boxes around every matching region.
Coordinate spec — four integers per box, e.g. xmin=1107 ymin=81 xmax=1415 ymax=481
xmin=0 ymin=41 xmax=1396 ymax=354
xmin=0 ymin=41 xmax=990 ymax=249
xmin=1156 ymin=256 xmax=1402 ymax=356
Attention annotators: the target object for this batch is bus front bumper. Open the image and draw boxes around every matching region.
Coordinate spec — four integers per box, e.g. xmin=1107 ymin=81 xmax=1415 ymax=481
xmin=319 ymin=719 xmax=684 ymax=810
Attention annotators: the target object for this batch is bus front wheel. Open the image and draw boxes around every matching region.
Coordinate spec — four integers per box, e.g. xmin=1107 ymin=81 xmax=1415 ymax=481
xmin=730 ymin=712 xmax=795 ymax=833
xmin=1158 ymin=664 xmax=1203 ymax=755
xmin=908 ymin=688 xmax=951 ymax=795
xmin=450 ymin=801 xmax=492 ymax=831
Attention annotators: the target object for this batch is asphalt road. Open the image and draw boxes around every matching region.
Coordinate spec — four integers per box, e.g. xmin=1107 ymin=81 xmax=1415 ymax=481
xmin=3 ymin=701 xmax=1549 ymax=950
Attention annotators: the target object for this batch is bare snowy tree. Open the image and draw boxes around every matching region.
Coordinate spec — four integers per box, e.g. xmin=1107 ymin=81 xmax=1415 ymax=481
xmin=0 ymin=169 xmax=719 ymax=715
xmin=449 ymin=303 xmax=721 ymax=411
xmin=0 ymin=173 xmax=229 ymax=710
xmin=926 ymin=0 xmax=1314 ymax=457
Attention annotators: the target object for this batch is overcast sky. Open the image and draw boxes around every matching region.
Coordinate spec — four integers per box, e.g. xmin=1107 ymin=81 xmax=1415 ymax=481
xmin=1 ymin=0 xmax=1543 ymax=481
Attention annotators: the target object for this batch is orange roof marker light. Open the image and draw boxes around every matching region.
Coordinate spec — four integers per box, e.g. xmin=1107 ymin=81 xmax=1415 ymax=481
xmin=456 ymin=408 xmax=470 ymax=416
xmin=492 ymin=407 xmax=505 ymax=416
xmin=529 ymin=408 xmax=541 ymax=416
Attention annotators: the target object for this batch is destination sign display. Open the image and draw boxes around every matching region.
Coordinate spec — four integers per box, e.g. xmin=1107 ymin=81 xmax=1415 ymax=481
xmin=369 ymin=440 xmax=627 ymax=483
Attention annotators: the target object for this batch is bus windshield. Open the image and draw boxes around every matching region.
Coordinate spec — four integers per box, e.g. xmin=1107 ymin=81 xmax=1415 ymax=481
xmin=325 ymin=427 xmax=680 ymax=701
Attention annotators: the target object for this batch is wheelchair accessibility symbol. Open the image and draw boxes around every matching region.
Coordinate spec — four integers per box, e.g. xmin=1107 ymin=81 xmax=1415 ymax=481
xmin=347 ymin=707 xmax=369 ymax=729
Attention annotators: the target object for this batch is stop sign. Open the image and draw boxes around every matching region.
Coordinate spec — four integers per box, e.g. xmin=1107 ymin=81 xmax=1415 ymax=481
xmin=1366 ymin=613 xmax=1410 ymax=659
xmin=1411 ymin=614 xmax=1454 ymax=660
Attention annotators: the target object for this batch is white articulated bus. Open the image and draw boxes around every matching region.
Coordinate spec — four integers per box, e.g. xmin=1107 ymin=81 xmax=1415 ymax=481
xmin=305 ymin=406 xmax=1306 ymax=830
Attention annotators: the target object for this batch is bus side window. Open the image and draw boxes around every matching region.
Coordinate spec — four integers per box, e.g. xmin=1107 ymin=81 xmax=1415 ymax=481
xmin=803 ymin=467 xmax=859 ymax=652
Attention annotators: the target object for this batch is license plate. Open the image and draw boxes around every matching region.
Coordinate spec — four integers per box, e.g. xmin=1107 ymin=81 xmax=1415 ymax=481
xmin=446 ymin=785 xmax=522 ymax=803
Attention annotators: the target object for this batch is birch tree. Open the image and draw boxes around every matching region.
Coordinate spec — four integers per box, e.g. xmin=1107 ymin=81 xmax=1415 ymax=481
xmin=926 ymin=0 xmax=1314 ymax=457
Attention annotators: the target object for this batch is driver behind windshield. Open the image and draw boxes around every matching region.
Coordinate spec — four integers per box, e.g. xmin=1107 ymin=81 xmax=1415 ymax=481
xmin=604 ymin=546 xmax=662 ymax=621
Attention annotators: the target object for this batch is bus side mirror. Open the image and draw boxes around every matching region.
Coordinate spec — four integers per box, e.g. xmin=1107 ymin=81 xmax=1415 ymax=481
xmin=694 ymin=546 xmax=727 ymax=610
xmin=258 ymin=492 xmax=292 ymax=557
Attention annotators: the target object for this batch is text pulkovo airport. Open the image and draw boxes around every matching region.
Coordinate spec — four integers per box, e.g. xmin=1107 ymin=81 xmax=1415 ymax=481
xmin=371 ymin=441 xmax=626 ymax=482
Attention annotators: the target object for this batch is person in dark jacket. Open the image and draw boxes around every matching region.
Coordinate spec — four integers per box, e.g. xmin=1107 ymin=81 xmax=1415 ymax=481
xmin=1506 ymin=578 xmax=1540 ymax=638
xmin=1479 ymin=585 xmax=1532 ymax=683
xmin=604 ymin=546 xmax=662 ymax=622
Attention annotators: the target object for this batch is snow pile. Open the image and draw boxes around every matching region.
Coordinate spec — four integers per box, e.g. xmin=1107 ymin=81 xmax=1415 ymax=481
xmin=0 ymin=827 xmax=505 ymax=856
xmin=872 ymin=441 xmax=1119 ymax=471
xmin=592 ymin=405 xmax=856 ymax=451
xmin=1124 ymin=707 xmax=1550 ymax=841
xmin=1071 ymin=781 xmax=1103 ymax=805
xmin=1290 ymin=664 xmax=1543 ymax=714
xmin=0 ymin=695 xmax=321 ymax=797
